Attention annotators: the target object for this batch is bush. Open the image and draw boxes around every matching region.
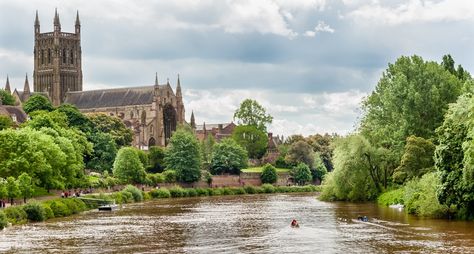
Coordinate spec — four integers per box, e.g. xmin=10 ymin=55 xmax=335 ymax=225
xmin=123 ymin=185 xmax=143 ymax=202
xmin=4 ymin=206 xmax=27 ymax=224
xmin=120 ymin=190 xmax=134 ymax=203
xmin=186 ymin=188 xmax=198 ymax=197
xmin=261 ymin=164 xmax=278 ymax=184
xmin=0 ymin=211 xmax=8 ymax=230
xmin=244 ymin=185 xmax=257 ymax=194
xmin=275 ymin=186 xmax=290 ymax=193
xmin=42 ymin=204 xmax=55 ymax=219
xmin=163 ymin=170 xmax=177 ymax=183
xmin=261 ymin=183 xmax=276 ymax=193
xmin=195 ymin=188 xmax=208 ymax=196
xmin=210 ymin=188 xmax=222 ymax=196
xmin=231 ymin=187 xmax=246 ymax=195
xmin=146 ymin=173 xmax=165 ymax=186
xmin=221 ymin=187 xmax=234 ymax=195
xmin=169 ymin=186 xmax=186 ymax=198
xmin=378 ymin=188 xmax=405 ymax=206
xmin=23 ymin=202 xmax=46 ymax=222
xmin=404 ymin=172 xmax=448 ymax=217
xmin=291 ymin=163 xmax=313 ymax=185
xmin=48 ymin=200 xmax=71 ymax=217
xmin=149 ymin=188 xmax=171 ymax=198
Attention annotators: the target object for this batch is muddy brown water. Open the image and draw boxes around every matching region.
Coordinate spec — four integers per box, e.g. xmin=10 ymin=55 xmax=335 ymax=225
xmin=0 ymin=193 xmax=473 ymax=253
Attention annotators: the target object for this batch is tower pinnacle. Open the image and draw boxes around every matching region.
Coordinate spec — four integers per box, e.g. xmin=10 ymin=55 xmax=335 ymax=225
xmin=176 ymin=74 xmax=182 ymax=97
xmin=5 ymin=75 xmax=11 ymax=93
xmin=54 ymin=8 xmax=61 ymax=31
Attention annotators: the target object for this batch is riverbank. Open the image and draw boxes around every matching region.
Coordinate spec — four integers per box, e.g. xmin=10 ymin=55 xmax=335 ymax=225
xmin=0 ymin=184 xmax=321 ymax=230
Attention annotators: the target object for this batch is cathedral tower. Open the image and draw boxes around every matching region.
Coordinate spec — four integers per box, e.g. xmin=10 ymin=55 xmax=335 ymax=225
xmin=33 ymin=9 xmax=83 ymax=106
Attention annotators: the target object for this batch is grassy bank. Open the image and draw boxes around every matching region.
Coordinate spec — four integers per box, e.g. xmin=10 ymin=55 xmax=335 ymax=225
xmin=241 ymin=167 xmax=290 ymax=173
xmin=0 ymin=184 xmax=321 ymax=230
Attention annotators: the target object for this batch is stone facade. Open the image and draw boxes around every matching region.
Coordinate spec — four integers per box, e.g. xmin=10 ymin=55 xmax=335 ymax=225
xmin=33 ymin=9 xmax=82 ymax=106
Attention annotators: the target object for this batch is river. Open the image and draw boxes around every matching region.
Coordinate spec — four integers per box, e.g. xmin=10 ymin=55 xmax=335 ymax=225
xmin=1 ymin=193 xmax=473 ymax=253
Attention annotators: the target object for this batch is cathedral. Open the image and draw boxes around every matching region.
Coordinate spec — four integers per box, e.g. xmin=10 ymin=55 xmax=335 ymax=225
xmin=4 ymin=10 xmax=186 ymax=148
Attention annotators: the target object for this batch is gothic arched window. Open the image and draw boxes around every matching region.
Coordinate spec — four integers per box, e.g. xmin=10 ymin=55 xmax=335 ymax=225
xmin=41 ymin=50 xmax=44 ymax=65
xmin=48 ymin=49 xmax=51 ymax=64
xmin=63 ymin=48 xmax=67 ymax=64
xmin=70 ymin=50 xmax=74 ymax=64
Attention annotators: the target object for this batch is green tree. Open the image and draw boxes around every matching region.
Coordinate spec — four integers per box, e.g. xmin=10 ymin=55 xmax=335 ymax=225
xmin=284 ymin=134 xmax=305 ymax=145
xmin=147 ymin=146 xmax=166 ymax=173
xmin=285 ymin=140 xmax=314 ymax=168
xmin=0 ymin=89 xmax=15 ymax=105
xmin=307 ymin=133 xmax=335 ymax=171
xmin=260 ymin=163 xmax=278 ymax=184
xmin=23 ymin=95 xmax=54 ymax=114
xmin=210 ymin=138 xmax=248 ymax=175
xmin=113 ymin=147 xmax=146 ymax=184
xmin=134 ymin=148 xmax=148 ymax=169
xmin=291 ymin=163 xmax=312 ymax=185
xmin=312 ymin=152 xmax=327 ymax=182
xmin=165 ymin=129 xmax=202 ymax=183
xmin=17 ymin=173 xmax=34 ymax=203
xmin=0 ymin=178 xmax=7 ymax=203
xmin=0 ymin=115 xmax=13 ymax=130
xmin=393 ymin=136 xmax=435 ymax=183
xmin=56 ymin=104 xmax=92 ymax=132
xmin=360 ymin=55 xmax=464 ymax=158
xmin=85 ymin=132 xmax=117 ymax=172
xmin=201 ymin=135 xmax=215 ymax=170
xmin=233 ymin=99 xmax=273 ymax=132
xmin=232 ymin=125 xmax=268 ymax=159
xmin=442 ymin=54 xmax=471 ymax=81
xmin=88 ymin=113 xmax=133 ymax=147
xmin=435 ymin=93 xmax=474 ymax=219
xmin=6 ymin=176 xmax=19 ymax=205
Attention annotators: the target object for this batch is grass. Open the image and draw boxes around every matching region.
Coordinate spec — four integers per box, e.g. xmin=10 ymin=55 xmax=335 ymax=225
xmin=242 ymin=167 xmax=290 ymax=173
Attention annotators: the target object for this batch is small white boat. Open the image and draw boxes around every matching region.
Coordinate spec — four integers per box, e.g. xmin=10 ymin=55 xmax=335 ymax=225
xmin=98 ymin=200 xmax=119 ymax=211
xmin=389 ymin=204 xmax=404 ymax=210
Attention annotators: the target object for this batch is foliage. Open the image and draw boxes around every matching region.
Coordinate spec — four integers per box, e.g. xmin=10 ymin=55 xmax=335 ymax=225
xmin=210 ymin=138 xmax=248 ymax=175
xmin=163 ymin=170 xmax=177 ymax=183
xmin=56 ymin=104 xmax=91 ymax=132
xmin=393 ymin=136 xmax=435 ymax=183
xmin=169 ymin=186 xmax=186 ymax=198
xmin=122 ymin=185 xmax=143 ymax=202
xmin=290 ymin=163 xmax=312 ymax=185
xmin=285 ymin=141 xmax=314 ymax=168
xmin=85 ymin=131 xmax=117 ymax=172
xmin=0 ymin=115 xmax=13 ymax=130
xmin=377 ymin=188 xmax=405 ymax=206
xmin=23 ymin=201 xmax=46 ymax=222
xmin=165 ymin=129 xmax=202 ymax=183
xmin=261 ymin=183 xmax=276 ymax=193
xmin=231 ymin=125 xmax=268 ymax=159
xmin=442 ymin=54 xmax=471 ymax=81
xmin=360 ymin=55 xmax=465 ymax=157
xmin=233 ymin=98 xmax=273 ymax=132
xmin=6 ymin=176 xmax=20 ymax=204
xmin=87 ymin=113 xmax=133 ymax=147
xmin=260 ymin=163 xmax=278 ymax=184
xmin=434 ymin=93 xmax=474 ymax=219
xmin=0 ymin=89 xmax=15 ymax=105
xmin=0 ymin=178 xmax=7 ymax=201
xmin=404 ymin=172 xmax=448 ymax=218
xmin=306 ymin=133 xmax=335 ymax=171
xmin=113 ymin=147 xmax=146 ymax=184
xmin=200 ymin=135 xmax=215 ymax=170
xmin=134 ymin=148 xmax=148 ymax=169
xmin=147 ymin=146 xmax=166 ymax=173
xmin=18 ymin=173 xmax=34 ymax=203
xmin=146 ymin=173 xmax=165 ymax=186
xmin=23 ymin=95 xmax=53 ymax=114
xmin=4 ymin=206 xmax=27 ymax=224
xmin=149 ymin=188 xmax=171 ymax=198
xmin=0 ymin=211 xmax=7 ymax=230
xmin=312 ymin=152 xmax=328 ymax=181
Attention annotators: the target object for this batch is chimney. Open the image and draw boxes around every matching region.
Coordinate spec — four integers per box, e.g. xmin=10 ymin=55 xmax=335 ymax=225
xmin=218 ymin=124 xmax=223 ymax=133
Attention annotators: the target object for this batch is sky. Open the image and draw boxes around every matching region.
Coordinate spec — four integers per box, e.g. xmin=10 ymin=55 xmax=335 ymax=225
xmin=1 ymin=0 xmax=473 ymax=137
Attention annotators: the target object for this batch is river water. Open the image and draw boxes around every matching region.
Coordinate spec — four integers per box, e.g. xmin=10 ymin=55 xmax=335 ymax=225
xmin=1 ymin=193 xmax=473 ymax=253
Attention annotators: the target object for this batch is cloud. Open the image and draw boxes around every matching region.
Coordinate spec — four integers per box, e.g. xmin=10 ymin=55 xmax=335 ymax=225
xmin=348 ymin=0 xmax=474 ymax=25
xmin=304 ymin=20 xmax=335 ymax=37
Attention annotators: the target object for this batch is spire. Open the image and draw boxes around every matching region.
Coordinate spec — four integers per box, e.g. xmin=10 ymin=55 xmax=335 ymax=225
xmin=5 ymin=75 xmax=11 ymax=94
xmin=54 ymin=8 xmax=61 ymax=31
xmin=155 ymin=72 xmax=158 ymax=86
xmin=176 ymin=74 xmax=182 ymax=97
xmin=24 ymin=73 xmax=30 ymax=94
xmin=75 ymin=10 xmax=80 ymax=34
xmin=190 ymin=111 xmax=196 ymax=129
xmin=167 ymin=78 xmax=169 ymax=85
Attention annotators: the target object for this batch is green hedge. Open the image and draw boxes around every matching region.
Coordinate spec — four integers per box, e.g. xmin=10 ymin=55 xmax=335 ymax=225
xmin=23 ymin=202 xmax=46 ymax=222
xmin=0 ymin=211 xmax=8 ymax=230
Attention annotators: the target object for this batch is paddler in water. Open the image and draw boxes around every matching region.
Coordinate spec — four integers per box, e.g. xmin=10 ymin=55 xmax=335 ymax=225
xmin=291 ymin=219 xmax=299 ymax=228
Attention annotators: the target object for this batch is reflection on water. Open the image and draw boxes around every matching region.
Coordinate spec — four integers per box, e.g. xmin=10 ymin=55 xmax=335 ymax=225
xmin=1 ymin=194 xmax=473 ymax=253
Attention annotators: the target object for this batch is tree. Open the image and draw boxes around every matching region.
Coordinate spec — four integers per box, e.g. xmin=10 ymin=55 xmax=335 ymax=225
xmin=210 ymin=138 xmax=248 ymax=175
xmin=88 ymin=113 xmax=133 ymax=147
xmin=393 ymin=136 xmax=435 ymax=183
xmin=261 ymin=163 xmax=278 ymax=184
xmin=434 ymin=93 xmax=474 ymax=219
xmin=147 ymin=146 xmax=166 ymax=173
xmin=360 ymin=55 xmax=464 ymax=158
xmin=23 ymin=95 xmax=54 ymax=114
xmin=200 ymin=135 xmax=215 ymax=170
xmin=233 ymin=99 xmax=273 ymax=132
xmin=165 ymin=129 xmax=202 ymax=183
xmin=307 ymin=133 xmax=335 ymax=171
xmin=85 ymin=132 xmax=117 ymax=172
xmin=17 ymin=173 xmax=34 ymax=203
xmin=0 ymin=115 xmax=13 ymax=130
xmin=0 ymin=178 xmax=7 ymax=204
xmin=0 ymin=89 xmax=15 ymax=105
xmin=312 ymin=152 xmax=327 ymax=182
xmin=285 ymin=140 xmax=314 ymax=168
xmin=56 ymin=104 xmax=92 ymax=133
xmin=232 ymin=125 xmax=268 ymax=159
xmin=442 ymin=54 xmax=471 ymax=81
xmin=113 ymin=147 xmax=146 ymax=184
xmin=284 ymin=134 xmax=305 ymax=145
xmin=291 ymin=163 xmax=312 ymax=185
xmin=6 ymin=176 xmax=19 ymax=205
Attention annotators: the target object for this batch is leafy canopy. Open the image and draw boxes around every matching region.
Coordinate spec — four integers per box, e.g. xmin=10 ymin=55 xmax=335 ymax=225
xmin=0 ymin=89 xmax=15 ymax=106
xmin=165 ymin=129 xmax=202 ymax=183
xmin=232 ymin=125 xmax=268 ymax=159
xmin=233 ymin=99 xmax=273 ymax=132
xmin=260 ymin=163 xmax=278 ymax=184
xmin=113 ymin=147 xmax=146 ymax=184
xmin=23 ymin=95 xmax=54 ymax=114
xmin=210 ymin=138 xmax=248 ymax=175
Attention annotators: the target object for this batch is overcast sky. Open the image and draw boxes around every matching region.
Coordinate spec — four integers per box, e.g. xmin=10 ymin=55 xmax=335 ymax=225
xmin=1 ymin=0 xmax=473 ymax=137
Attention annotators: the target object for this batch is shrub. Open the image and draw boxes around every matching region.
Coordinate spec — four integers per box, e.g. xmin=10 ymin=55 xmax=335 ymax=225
xmin=378 ymin=188 xmax=405 ymax=206
xmin=61 ymin=199 xmax=80 ymax=214
xmin=222 ymin=187 xmax=234 ymax=195
xmin=244 ymin=185 xmax=257 ymax=194
xmin=261 ymin=184 xmax=276 ymax=193
xmin=291 ymin=163 xmax=313 ymax=185
xmin=261 ymin=164 xmax=278 ymax=184
xmin=149 ymin=188 xmax=171 ymax=198
xmin=275 ymin=186 xmax=290 ymax=193
xmin=120 ymin=190 xmax=134 ymax=203
xmin=254 ymin=186 xmax=265 ymax=194
xmin=23 ymin=202 xmax=46 ymax=222
xmin=231 ymin=187 xmax=246 ymax=195
xmin=186 ymin=188 xmax=198 ymax=197
xmin=123 ymin=185 xmax=143 ymax=202
xmin=211 ymin=188 xmax=222 ymax=196
xmin=48 ymin=200 xmax=71 ymax=217
xmin=163 ymin=170 xmax=177 ymax=183
xmin=404 ymin=172 xmax=448 ymax=217
xmin=169 ymin=186 xmax=186 ymax=198
xmin=42 ymin=204 xmax=54 ymax=219
xmin=4 ymin=206 xmax=27 ymax=224
xmin=0 ymin=211 xmax=7 ymax=230
xmin=195 ymin=188 xmax=208 ymax=196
